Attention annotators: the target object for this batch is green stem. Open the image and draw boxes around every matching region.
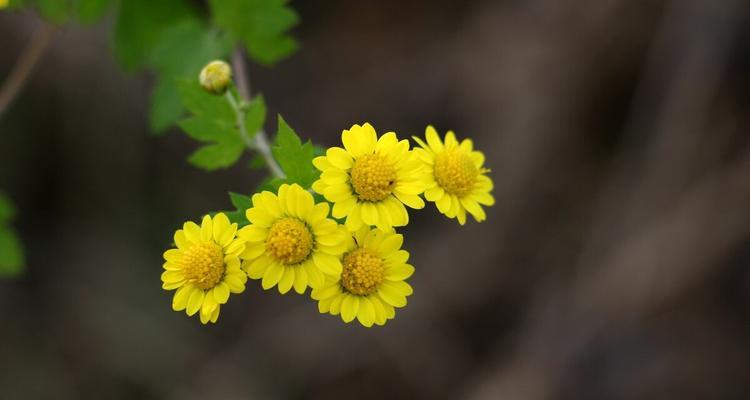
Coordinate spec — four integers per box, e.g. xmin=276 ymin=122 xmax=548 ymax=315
xmin=227 ymin=50 xmax=286 ymax=179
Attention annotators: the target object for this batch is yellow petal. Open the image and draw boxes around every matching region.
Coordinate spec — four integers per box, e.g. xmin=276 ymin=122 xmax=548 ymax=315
xmin=261 ymin=262 xmax=284 ymax=289
xmin=212 ymin=282 xmax=230 ymax=304
xmin=394 ymin=191 xmax=425 ymax=209
xmin=313 ymin=252 xmax=343 ymax=275
xmin=238 ymin=225 xmax=268 ymax=242
xmin=247 ymin=255 xmax=274 ymax=279
xmin=174 ymin=230 xmax=189 ymax=250
xmin=304 ymin=260 xmax=324 ymax=289
xmin=312 ymin=155 xmax=332 ymax=171
xmin=278 ymin=267 xmax=295 ymax=294
xmin=425 ymin=125 xmax=444 ymax=152
xmin=183 ymin=221 xmax=201 ymax=243
xmin=356 ymin=297 xmax=375 ymax=327
xmin=212 ymin=213 xmax=230 ymax=242
xmin=293 ymin=267 xmax=308 ymax=294
xmin=200 ymin=215 xmax=213 ymax=242
xmin=326 ymin=147 xmax=353 ymax=169
xmin=377 ymin=233 xmax=403 ymax=255
xmin=172 ymin=285 xmax=192 ymax=311
xmin=378 ymin=285 xmax=406 ymax=308
xmin=340 ymin=294 xmax=359 ymax=323
xmin=360 ymin=202 xmax=379 ymax=226
xmin=186 ymin=288 xmax=205 ymax=316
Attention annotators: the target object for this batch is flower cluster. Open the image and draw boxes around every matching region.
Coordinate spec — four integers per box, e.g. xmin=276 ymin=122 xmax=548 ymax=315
xmin=161 ymin=123 xmax=494 ymax=327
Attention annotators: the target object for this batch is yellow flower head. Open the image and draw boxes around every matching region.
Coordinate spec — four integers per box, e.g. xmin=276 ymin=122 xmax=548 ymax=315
xmin=311 ymin=227 xmax=414 ymax=327
xmin=199 ymin=60 xmax=232 ymax=95
xmin=413 ymin=126 xmax=494 ymax=224
xmin=312 ymin=123 xmax=426 ymax=231
xmin=239 ymin=183 xmax=348 ymax=294
xmin=161 ymin=213 xmax=247 ymax=324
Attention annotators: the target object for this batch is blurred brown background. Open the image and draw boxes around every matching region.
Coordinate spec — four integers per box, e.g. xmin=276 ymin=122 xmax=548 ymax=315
xmin=2 ymin=0 xmax=750 ymax=399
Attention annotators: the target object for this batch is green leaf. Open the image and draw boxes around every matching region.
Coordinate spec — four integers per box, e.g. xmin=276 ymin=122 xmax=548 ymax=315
xmin=178 ymin=116 xmax=236 ymax=143
xmin=177 ymin=80 xmax=235 ymax=121
xmin=256 ymin=176 xmax=286 ymax=193
xmin=147 ymin=20 xmax=232 ymax=133
xmin=0 ymin=228 xmax=24 ymax=277
xmin=271 ymin=115 xmax=318 ymax=188
xmin=73 ymin=0 xmax=112 ymax=24
xmin=188 ymin=141 xmax=244 ymax=171
xmin=113 ymin=0 xmax=196 ymax=70
xmin=0 ymin=192 xmax=16 ymax=223
xmin=229 ymin=192 xmax=253 ymax=210
xmin=209 ymin=0 xmax=299 ymax=66
xmin=33 ymin=0 xmax=70 ymax=23
xmin=243 ymin=95 xmax=267 ymax=139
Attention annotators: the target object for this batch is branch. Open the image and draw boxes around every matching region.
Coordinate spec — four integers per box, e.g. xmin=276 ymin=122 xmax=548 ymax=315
xmin=229 ymin=49 xmax=286 ymax=179
xmin=0 ymin=23 xmax=54 ymax=119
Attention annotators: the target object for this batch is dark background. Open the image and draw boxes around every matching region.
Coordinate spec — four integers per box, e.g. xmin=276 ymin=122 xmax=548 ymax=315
xmin=3 ymin=0 xmax=750 ymax=399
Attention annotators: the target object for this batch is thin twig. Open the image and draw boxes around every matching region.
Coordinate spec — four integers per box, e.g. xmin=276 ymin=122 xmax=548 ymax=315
xmin=230 ymin=49 xmax=286 ymax=179
xmin=0 ymin=22 xmax=54 ymax=119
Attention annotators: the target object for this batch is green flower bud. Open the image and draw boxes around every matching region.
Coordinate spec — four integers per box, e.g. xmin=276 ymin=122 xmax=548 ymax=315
xmin=199 ymin=60 xmax=232 ymax=95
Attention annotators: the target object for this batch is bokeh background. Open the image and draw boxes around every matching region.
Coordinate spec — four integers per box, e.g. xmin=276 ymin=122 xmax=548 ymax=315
xmin=3 ymin=0 xmax=750 ymax=399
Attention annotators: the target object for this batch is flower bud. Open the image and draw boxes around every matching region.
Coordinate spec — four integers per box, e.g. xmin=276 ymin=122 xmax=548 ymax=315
xmin=199 ymin=60 xmax=232 ymax=95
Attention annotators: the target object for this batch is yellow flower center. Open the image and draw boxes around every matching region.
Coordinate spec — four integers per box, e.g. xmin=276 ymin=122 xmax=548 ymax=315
xmin=434 ymin=149 xmax=478 ymax=197
xmin=182 ymin=242 xmax=225 ymax=290
xmin=350 ymin=153 xmax=396 ymax=202
xmin=341 ymin=248 xmax=385 ymax=295
xmin=266 ymin=217 xmax=313 ymax=265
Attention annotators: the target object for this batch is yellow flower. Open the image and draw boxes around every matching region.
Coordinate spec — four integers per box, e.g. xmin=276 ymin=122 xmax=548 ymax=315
xmin=161 ymin=213 xmax=247 ymax=324
xmin=413 ymin=126 xmax=494 ymax=224
xmin=239 ymin=183 xmax=348 ymax=294
xmin=311 ymin=227 xmax=414 ymax=327
xmin=312 ymin=123 xmax=426 ymax=231
xmin=0 ymin=0 xmax=8 ymax=9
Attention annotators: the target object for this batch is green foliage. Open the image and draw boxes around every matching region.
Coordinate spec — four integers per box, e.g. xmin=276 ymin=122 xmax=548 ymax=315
xmin=176 ymin=82 xmax=268 ymax=171
xmin=224 ymin=192 xmax=252 ymax=226
xmin=0 ymin=193 xmax=24 ymax=277
xmin=272 ymin=115 xmax=318 ymax=187
xmin=8 ymin=0 xmax=113 ymax=24
xmin=113 ymin=0 xmax=196 ymax=70
xmin=147 ymin=20 xmax=232 ymax=132
xmin=209 ymin=0 xmax=299 ymax=66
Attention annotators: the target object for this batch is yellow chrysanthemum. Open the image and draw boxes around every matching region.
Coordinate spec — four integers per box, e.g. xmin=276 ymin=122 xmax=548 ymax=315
xmin=413 ymin=126 xmax=494 ymax=224
xmin=312 ymin=123 xmax=426 ymax=231
xmin=238 ymin=183 xmax=348 ymax=294
xmin=311 ymin=227 xmax=414 ymax=327
xmin=161 ymin=213 xmax=247 ymax=324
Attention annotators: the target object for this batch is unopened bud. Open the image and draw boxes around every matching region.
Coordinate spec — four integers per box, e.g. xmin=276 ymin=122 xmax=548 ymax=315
xmin=199 ymin=60 xmax=232 ymax=95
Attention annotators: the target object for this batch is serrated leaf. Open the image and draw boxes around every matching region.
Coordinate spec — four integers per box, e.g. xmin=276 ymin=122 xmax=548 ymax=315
xmin=177 ymin=80 xmax=235 ymax=121
xmin=228 ymin=192 xmax=252 ymax=210
xmin=209 ymin=0 xmax=299 ymax=66
xmin=271 ymin=115 xmax=318 ymax=187
xmin=0 ymin=228 xmax=24 ymax=277
xmin=178 ymin=116 xmax=237 ymax=143
xmin=73 ymin=0 xmax=111 ymax=23
xmin=224 ymin=210 xmax=247 ymax=226
xmin=148 ymin=21 xmax=232 ymax=133
xmin=188 ymin=141 xmax=244 ymax=171
xmin=243 ymin=95 xmax=266 ymax=140
xmin=113 ymin=0 xmax=195 ymax=70
xmin=0 ymin=192 xmax=15 ymax=223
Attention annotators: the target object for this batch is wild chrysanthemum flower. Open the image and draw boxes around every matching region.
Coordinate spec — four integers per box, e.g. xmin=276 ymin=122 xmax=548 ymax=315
xmin=311 ymin=227 xmax=414 ymax=327
xmin=161 ymin=213 xmax=247 ymax=324
xmin=413 ymin=126 xmax=494 ymax=224
xmin=239 ymin=183 xmax=348 ymax=294
xmin=312 ymin=123 xmax=426 ymax=232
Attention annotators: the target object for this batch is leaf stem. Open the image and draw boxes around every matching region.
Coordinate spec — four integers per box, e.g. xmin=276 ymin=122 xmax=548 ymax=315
xmin=0 ymin=23 xmax=54 ymax=120
xmin=229 ymin=49 xmax=286 ymax=179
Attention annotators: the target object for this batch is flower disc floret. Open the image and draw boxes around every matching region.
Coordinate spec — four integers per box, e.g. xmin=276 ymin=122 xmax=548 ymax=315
xmin=341 ymin=248 xmax=384 ymax=295
xmin=434 ymin=149 xmax=478 ymax=197
xmin=350 ymin=153 xmax=397 ymax=201
xmin=182 ymin=242 xmax=225 ymax=290
xmin=266 ymin=217 xmax=313 ymax=265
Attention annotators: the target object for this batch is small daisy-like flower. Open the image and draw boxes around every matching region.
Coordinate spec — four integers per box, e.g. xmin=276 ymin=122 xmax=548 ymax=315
xmin=413 ymin=126 xmax=495 ymax=224
xmin=312 ymin=123 xmax=426 ymax=231
xmin=311 ymin=227 xmax=414 ymax=327
xmin=239 ymin=183 xmax=348 ymax=294
xmin=161 ymin=213 xmax=247 ymax=324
